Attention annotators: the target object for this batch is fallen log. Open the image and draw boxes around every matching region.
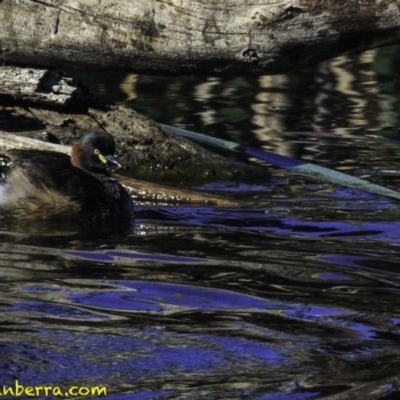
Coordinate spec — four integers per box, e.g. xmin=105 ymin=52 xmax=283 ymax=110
xmin=1 ymin=0 xmax=400 ymax=75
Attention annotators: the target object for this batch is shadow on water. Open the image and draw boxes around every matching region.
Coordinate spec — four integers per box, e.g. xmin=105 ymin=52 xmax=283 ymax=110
xmin=4 ymin=46 xmax=400 ymax=398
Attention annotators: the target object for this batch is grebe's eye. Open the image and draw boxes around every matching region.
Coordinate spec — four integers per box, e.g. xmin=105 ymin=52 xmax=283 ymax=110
xmin=94 ymin=148 xmax=108 ymax=164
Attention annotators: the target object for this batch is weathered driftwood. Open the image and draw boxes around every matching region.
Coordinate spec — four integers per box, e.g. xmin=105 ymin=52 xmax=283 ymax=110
xmin=0 ymin=131 xmax=242 ymax=207
xmin=1 ymin=0 xmax=400 ymax=75
xmin=0 ymin=66 xmax=108 ymax=109
xmin=0 ymin=68 xmax=76 ymax=106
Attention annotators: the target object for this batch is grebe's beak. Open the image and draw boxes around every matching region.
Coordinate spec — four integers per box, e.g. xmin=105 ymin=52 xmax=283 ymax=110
xmin=104 ymin=155 xmax=124 ymax=170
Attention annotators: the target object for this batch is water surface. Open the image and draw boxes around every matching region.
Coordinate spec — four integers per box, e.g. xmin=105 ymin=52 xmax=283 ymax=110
xmin=2 ymin=46 xmax=400 ymax=399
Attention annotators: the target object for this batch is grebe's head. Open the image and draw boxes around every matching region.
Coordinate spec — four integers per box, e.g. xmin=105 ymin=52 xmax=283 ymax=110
xmin=71 ymin=132 xmax=122 ymax=171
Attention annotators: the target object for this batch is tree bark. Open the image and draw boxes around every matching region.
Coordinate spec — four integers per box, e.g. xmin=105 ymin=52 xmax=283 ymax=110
xmin=1 ymin=0 xmax=400 ymax=75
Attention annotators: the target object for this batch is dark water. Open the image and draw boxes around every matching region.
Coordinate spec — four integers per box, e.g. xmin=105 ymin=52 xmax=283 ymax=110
xmin=3 ymin=46 xmax=400 ymax=399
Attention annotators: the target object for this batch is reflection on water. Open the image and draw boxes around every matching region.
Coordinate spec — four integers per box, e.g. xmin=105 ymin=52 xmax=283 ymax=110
xmin=2 ymin=195 xmax=400 ymax=398
xmin=3 ymin=46 xmax=400 ymax=398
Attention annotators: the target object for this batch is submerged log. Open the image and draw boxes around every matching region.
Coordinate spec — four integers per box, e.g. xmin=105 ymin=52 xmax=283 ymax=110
xmin=0 ymin=1 xmax=400 ymax=75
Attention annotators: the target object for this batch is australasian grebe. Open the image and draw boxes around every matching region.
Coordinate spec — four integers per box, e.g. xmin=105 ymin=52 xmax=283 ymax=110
xmin=0 ymin=131 xmax=133 ymax=221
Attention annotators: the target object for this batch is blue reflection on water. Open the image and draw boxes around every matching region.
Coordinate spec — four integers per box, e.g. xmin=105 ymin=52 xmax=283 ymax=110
xmin=72 ymin=290 xmax=164 ymax=312
xmin=0 ymin=328 xmax=284 ymax=388
xmin=135 ymin=206 xmax=400 ymax=243
xmin=69 ymin=281 xmax=286 ymax=312
xmin=284 ymin=305 xmax=376 ymax=340
xmin=9 ymin=300 xmax=101 ymax=319
xmin=284 ymin=306 xmax=345 ymax=319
